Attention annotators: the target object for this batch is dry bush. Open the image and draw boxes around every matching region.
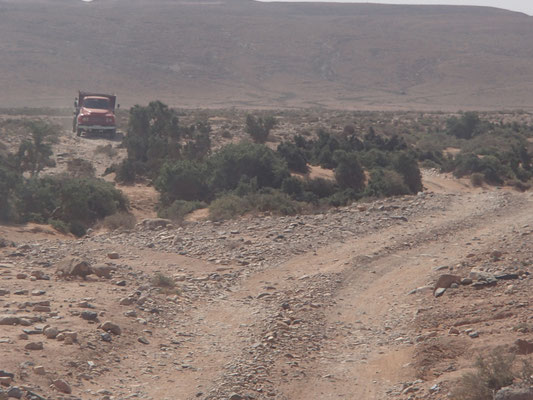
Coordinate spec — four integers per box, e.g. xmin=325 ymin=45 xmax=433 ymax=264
xmin=101 ymin=212 xmax=136 ymax=231
xmin=151 ymin=272 xmax=180 ymax=295
xmin=67 ymin=158 xmax=95 ymax=178
xmin=151 ymin=272 xmax=175 ymax=288
xmin=470 ymin=173 xmax=484 ymax=187
xmin=94 ymin=144 xmax=118 ymax=157
xmin=451 ymin=349 xmax=516 ymax=400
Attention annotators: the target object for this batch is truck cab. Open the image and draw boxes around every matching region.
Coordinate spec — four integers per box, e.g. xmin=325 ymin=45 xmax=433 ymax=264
xmin=74 ymin=91 xmax=118 ymax=138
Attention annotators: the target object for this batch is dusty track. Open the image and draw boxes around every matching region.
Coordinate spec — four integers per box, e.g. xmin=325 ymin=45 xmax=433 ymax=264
xmin=1 ymin=181 xmax=532 ymax=399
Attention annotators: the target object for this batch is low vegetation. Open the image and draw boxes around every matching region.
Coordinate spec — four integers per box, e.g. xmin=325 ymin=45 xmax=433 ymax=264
xmin=451 ymin=349 xmax=533 ymax=400
xmin=0 ymin=120 xmax=129 ymax=236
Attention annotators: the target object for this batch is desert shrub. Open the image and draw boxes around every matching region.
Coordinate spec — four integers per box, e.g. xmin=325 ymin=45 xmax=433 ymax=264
xmin=0 ymin=160 xmax=22 ymax=222
xmin=208 ymin=142 xmax=289 ymax=193
xmin=277 ymin=141 xmax=309 ymax=173
xmin=15 ymin=120 xmax=58 ymax=176
xmin=281 ymin=176 xmax=304 ymax=198
xmin=16 ymin=176 xmax=58 ymax=223
xmin=68 ymin=221 xmax=87 ymax=237
xmin=58 ymin=178 xmax=128 ymax=225
xmin=245 ymin=114 xmax=276 ymax=143
xmin=67 ymin=158 xmax=95 ymax=178
xmin=209 ymin=194 xmax=250 ymax=221
xmin=158 ymin=200 xmax=206 ymax=222
xmin=49 ymin=219 xmax=69 ymax=234
xmin=125 ymin=101 xmax=181 ymax=164
xmin=102 ymin=212 xmax=137 ymax=230
xmin=324 ymin=188 xmax=360 ymax=207
xmin=358 ymin=148 xmax=390 ymax=169
xmin=303 ymin=177 xmax=337 ymax=199
xmin=470 ymin=173 xmax=484 ymax=187
xmin=451 ymin=350 xmax=516 ymax=400
xmin=94 ymin=144 xmax=117 ymax=157
xmin=366 ymin=169 xmax=410 ymax=197
xmin=156 ymin=160 xmax=210 ymax=203
xmin=446 ymin=112 xmax=483 ymax=139
xmin=151 ymin=272 xmax=175 ymax=288
xmin=208 ymin=190 xmax=300 ymax=221
xmin=183 ymin=129 xmax=211 ymax=160
xmin=393 ymin=152 xmax=423 ymax=193
xmin=115 ymin=159 xmax=147 ymax=184
xmin=248 ymin=189 xmax=301 ymax=215
xmin=16 ymin=176 xmax=128 ymax=234
xmin=333 ymin=150 xmax=366 ymax=192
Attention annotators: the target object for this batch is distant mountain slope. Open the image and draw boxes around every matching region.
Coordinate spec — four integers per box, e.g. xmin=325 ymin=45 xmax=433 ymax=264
xmin=1 ymin=0 xmax=533 ymax=110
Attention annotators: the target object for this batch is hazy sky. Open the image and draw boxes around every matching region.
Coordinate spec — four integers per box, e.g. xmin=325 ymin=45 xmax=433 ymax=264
xmin=260 ymin=1 xmax=533 ymax=15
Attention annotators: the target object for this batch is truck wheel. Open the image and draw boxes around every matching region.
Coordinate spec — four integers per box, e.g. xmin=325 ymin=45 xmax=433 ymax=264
xmin=109 ymin=129 xmax=116 ymax=139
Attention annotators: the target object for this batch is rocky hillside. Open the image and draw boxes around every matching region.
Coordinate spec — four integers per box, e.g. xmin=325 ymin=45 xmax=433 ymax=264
xmin=1 ymin=0 xmax=533 ymax=110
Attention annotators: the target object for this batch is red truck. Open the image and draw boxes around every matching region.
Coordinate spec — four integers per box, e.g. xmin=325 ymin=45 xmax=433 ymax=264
xmin=73 ymin=91 xmax=118 ymax=138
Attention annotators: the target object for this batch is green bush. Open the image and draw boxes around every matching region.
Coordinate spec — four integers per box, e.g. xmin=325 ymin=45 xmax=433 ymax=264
xmin=115 ymin=159 xmax=148 ymax=184
xmin=156 ymin=160 xmax=210 ymax=203
xmin=16 ymin=176 xmax=128 ymax=232
xmin=248 ymin=190 xmax=301 ymax=216
xmin=333 ymin=150 xmax=366 ymax=192
xmin=158 ymin=200 xmax=206 ymax=222
xmin=245 ymin=114 xmax=276 ymax=143
xmin=446 ymin=112 xmax=483 ymax=139
xmin=209 ymin=194 xmax=250 ymax=221
xmin=208 ymin=190 xmax=300 ymax=221
xmin=281 ymin=176 xmax=304 ymax=198
xmin=366 ymin=169 xmax=410 ymax=197
xmin=49 ymin=219 xmax=69 ymax=234
xmin=303 ymin=177 xmax=337 ymax=199
xmin=470 ymin=173 xmax=484 ymax=187
xmin=277 ymin=142 xmax=309 ymax=173
xmin=15 ymin=120 xmax=58 ymax=177
xmin=393 ymin=152 xmax=423 ymax=193
xmin=208 ymin=142 xmax=289 ymax=193
xmin=0 ymin=161 xmax=22 ymax=222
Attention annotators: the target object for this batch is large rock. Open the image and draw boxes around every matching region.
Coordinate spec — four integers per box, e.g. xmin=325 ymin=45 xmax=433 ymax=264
xmin=434 ymin=274 xmax=462 ymax=291
xmin=25 ymin=342 xmax=43 ymax=350
xmin=100 ymin=321 xmax=121 ymax=335
xmin=53 ymin=379 xmax=72 ymax=394
xmin=495 ymin=385 xmax=533 ymax=400
xmin=92 ymin=264 xmax=116 ymax=279
xmin=0 ymin=316 xmax=20 ymax=325
xmin=56 ymin=257 xmax=92 ymax=278
xmin=139 ymin=218 xmax=172 ymax=230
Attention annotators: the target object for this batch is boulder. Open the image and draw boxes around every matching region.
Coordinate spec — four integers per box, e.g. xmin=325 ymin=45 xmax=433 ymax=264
xmin=53 ymin=379 xmax=72 ymax=394
xmin=56 ymin=257 xmax=92 ymax=278
xmin=100 ymin=321 xmax=121 ymax=335
xmin=25 ymin=342 xmax=43 ymax=350
xmin=0 ymin=317 xmax=19 ymax=326
xmin=495 ymin=385 xmax=533 ymax=400
xmin=92 ymin=264 xmax=116 ymax=279
xmin=139 ymin=218 xmax=172 ymax=230
xmin=43 ymin=327 xmax=59 ymax=339
xmin=434 ymin=274 xmax=462 ymax=291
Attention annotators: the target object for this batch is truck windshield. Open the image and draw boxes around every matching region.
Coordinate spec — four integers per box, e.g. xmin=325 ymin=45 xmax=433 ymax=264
xmin=83 ymin=98 xmax=110 ymax=109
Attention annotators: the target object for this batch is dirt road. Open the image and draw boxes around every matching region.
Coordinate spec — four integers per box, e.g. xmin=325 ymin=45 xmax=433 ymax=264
xmin=1 ymin=185 xmax=532 ymax=400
